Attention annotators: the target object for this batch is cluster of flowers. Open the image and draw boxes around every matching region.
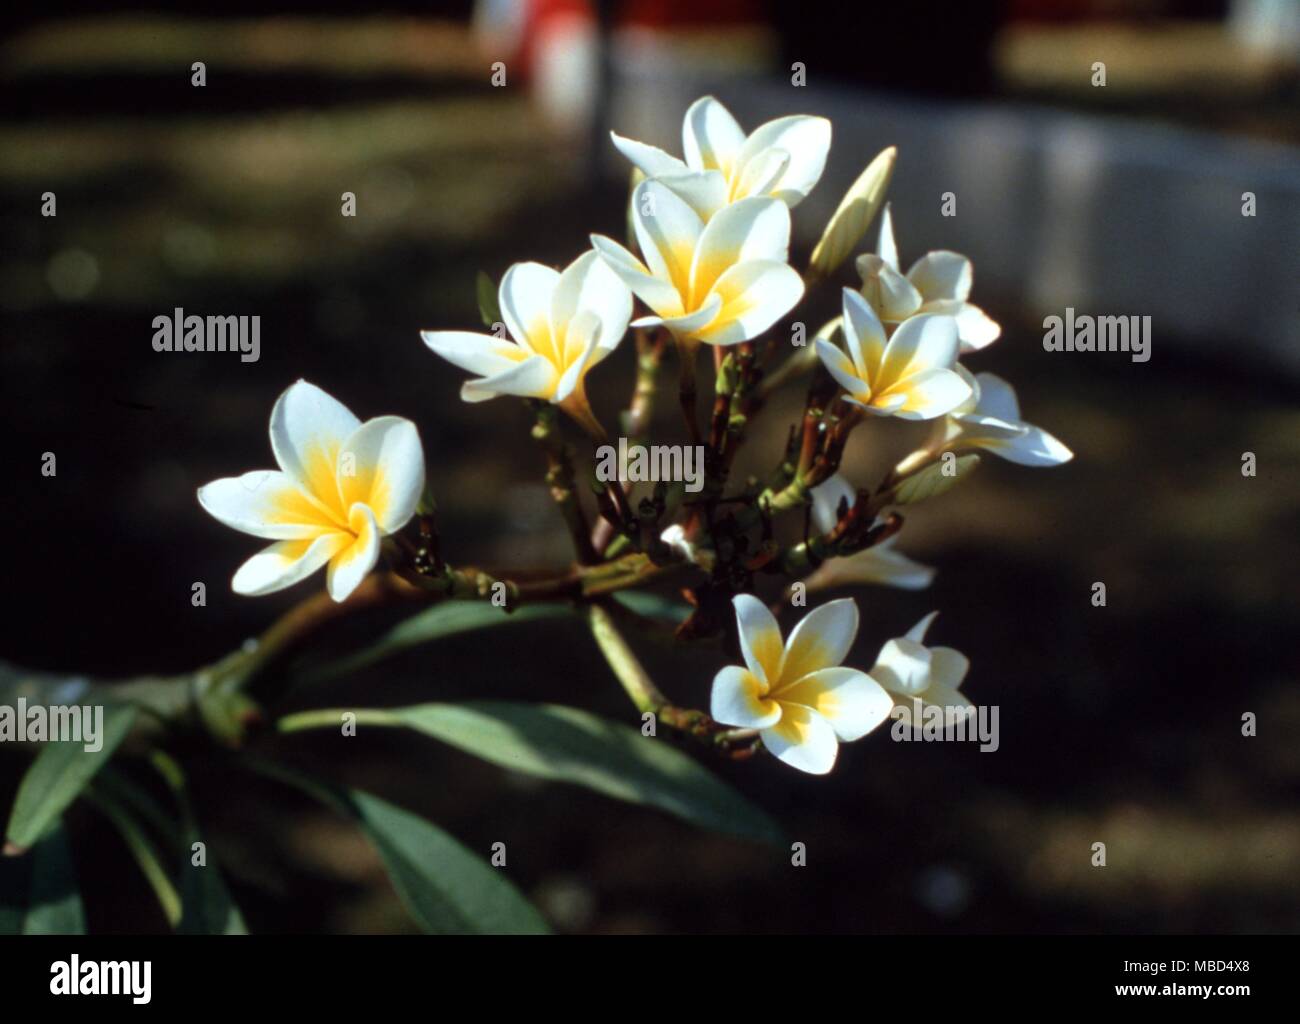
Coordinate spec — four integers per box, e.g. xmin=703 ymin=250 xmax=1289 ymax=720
xmin=197 ymin=97 xmax=1070 ymax=774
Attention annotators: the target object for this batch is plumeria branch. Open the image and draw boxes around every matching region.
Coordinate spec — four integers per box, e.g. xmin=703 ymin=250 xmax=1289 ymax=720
xmin=530 ymin=401 xmax=599 ymax=564
xmin=586 ymin=602 xmax=760 ymax=758
xmin=173 ymin=94 xmax=1072 ymax=777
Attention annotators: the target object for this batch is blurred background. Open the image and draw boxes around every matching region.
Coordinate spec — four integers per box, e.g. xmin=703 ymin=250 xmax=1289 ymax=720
xmin=2 ymin=0 xmax=1298 ymax=933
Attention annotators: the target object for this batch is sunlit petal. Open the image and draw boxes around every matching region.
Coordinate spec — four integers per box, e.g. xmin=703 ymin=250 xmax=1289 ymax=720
xmin=336 ymin=416 xmax=425 ymax=535
xmin=231 ymin=532 xmax=349 ymax=597
xmin=198 ymin=470 xmax=335 ymax=540
xmin=777 ymin=597 xmax=860 ymax=685
xmin=268 ymin=380 xmax=361 ymax=524
xmin=777 ymin=667 xmax=893 ymax=742
xmin=732 ymin=593 xmax=784 ymax=687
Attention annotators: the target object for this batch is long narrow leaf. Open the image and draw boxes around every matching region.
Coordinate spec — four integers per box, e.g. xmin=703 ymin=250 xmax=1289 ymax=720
xmin=87 ymin=784 xmax=181 ymax=928
xmin=0 ymin=820 xmax=86 ymax=935
xmin=177 ymin=845 xmax=248 ymax=935
xmin=250 ymin=760 xmax=548 ymax=935
xmin=5 ymin=702 xmax=137 ymax=849
xmin=282 ymin=702 xmax=783 ymax=845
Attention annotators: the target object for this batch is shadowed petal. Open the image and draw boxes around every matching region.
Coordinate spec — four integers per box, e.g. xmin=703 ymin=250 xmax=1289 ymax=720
xmin=711 ymin=665 xmax=781 ymax=730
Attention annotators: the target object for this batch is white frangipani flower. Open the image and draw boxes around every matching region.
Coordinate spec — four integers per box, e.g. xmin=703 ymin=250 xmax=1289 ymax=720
xmin=611 ymin=95 xmax=831 ymax=221
xmin=806 ymin=475 xmax=935 ymax=591
xmin=937 ymin=368 xmax=1073 ymax=467
xmin=710 ymin=595 xmax=893 ymax=775
xmin=868 ymin=612 xmax=974 ymax=728
xmin=198 ymin=380 xmax=425 ymax=602
xmin=815 ymin=288 xmax=971 ymax=419
xmin=591 ymin=180 xmax=803 ymax=348
xmin=421 ymin=250 xmax=631 ymax=432
xmin=856 ymin=204 xmax=1000 ymax=353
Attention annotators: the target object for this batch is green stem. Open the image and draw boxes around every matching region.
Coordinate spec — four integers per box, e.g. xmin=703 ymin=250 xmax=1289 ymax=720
xmin=585 ymin=603 xmax=667 ymax=714
xmin=532 ymin=402 xmax=597 ymax=564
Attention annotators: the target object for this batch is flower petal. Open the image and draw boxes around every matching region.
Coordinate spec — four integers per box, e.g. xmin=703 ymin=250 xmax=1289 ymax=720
xmin=836 ymin=539 xmax=935 ymax=590
xmin=809 ymin=473 xmax=856 ymax=535
xmin=326 ymin=503 xmax=381 ymax=602
xmin=887 ymin=366 xmax=973 ymax=420
xmin=631 ymin=179 xmax=704 ymax=300
xmin=734 ymin=147 xmax=791 ymax=200
xmin=918 ymin=299 xmax=1002 ymax=354
xmin=336 ymin=416 xmax=425 ymax=535
xmin=815 ymin=336 xmax=868 ymax=397
xmin=654 ymin=169 xmax=730 ymax=222
xmin=880 ymin=313 xmax=961 ymax=386
xmin=972 ymin=372 xmax=1020 ymax=422
xmin=906 ymin=250 xmax=973 ymax=303
xmin=421 ymin=330 xmax=527 ymax=378
xmin=869 ymin=635 xmax=932 ymax=697
xmin=841 ymin=288 xmax=887 ymax=381
xmin=198 ymin=470 xmax=334 ymax=540
xmin=682 ymin=96 xmax=746 ymax=176
xmin=590 ymin=234 xmax=683 ymax=318
xmin=638 ymin=293 xmax=724 ymax=340
xmin=918 ymin=682 xmax=976 ymax=719
xmin=733 ymin=114 xmax=831 ymax=207
xmin=460 ymin=354 xmax=557 ymax=402
xmin=609 ymin=130 xmax=688 ymax=179
xmin=877 ymin=203 xmax=900 ymax=270
xmin=231 ymin=532 xmax=349 ymax=596
xmin=760 ymin=704 xmax=839 ymax=775
xmin=693 ymin=260 xmax=803 ymax=346
xmin=984 ymin=424 xmax=1074 ymax=467
xmin=928 ymin=645 xmax=970 ymax=691
xmin=710 ymin=665 xmax=782 ymax=730
xmin=552 ymin=310 xmax=602 ymax=404
xmin=777 ymin=597 xmax=860 ymax=686
xmin=690 ymin=196 xmax=791 ymax=298
xmin=732 ymin=593 xmax=784 ymax=687
xmin=906 ymin=611 xmax=939 ymax=644
xmin=498 ymin=262 xmax=561 ymax=357
xmin=856 ymin=253 xmax=923 ymax=324
xmin=551 ymin=249 xmax=632 ymax=355
xmin=269 ymin=380 xmax=361 ymax=525
xmin=777 ymin=667 xmax=893 ymax=742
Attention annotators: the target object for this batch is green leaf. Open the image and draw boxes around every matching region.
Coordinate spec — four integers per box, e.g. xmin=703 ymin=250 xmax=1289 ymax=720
xmin=96 ymin=761 xmax=248 ymax=935
xmin=0 ymin=820 xmax=86 ymax=935
xmin=249 ymin=760 xmax=548 ymax=935
xmin=611 ymin=590 xmax=692 ymax=627
xmin=5 ymin=702 xmax=137 ymax=849
xmin=177 ymin=845 xmax=247 ymax=935
xmin=475 ymin=270 xmax=502 ymax=329
xmin=892 ymin=453 xmax=980 ymax=505
xmin=313 ymin=601 xmax=575 ymax=681
xmin=290 ymin=702 xmax=783 ymax=846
